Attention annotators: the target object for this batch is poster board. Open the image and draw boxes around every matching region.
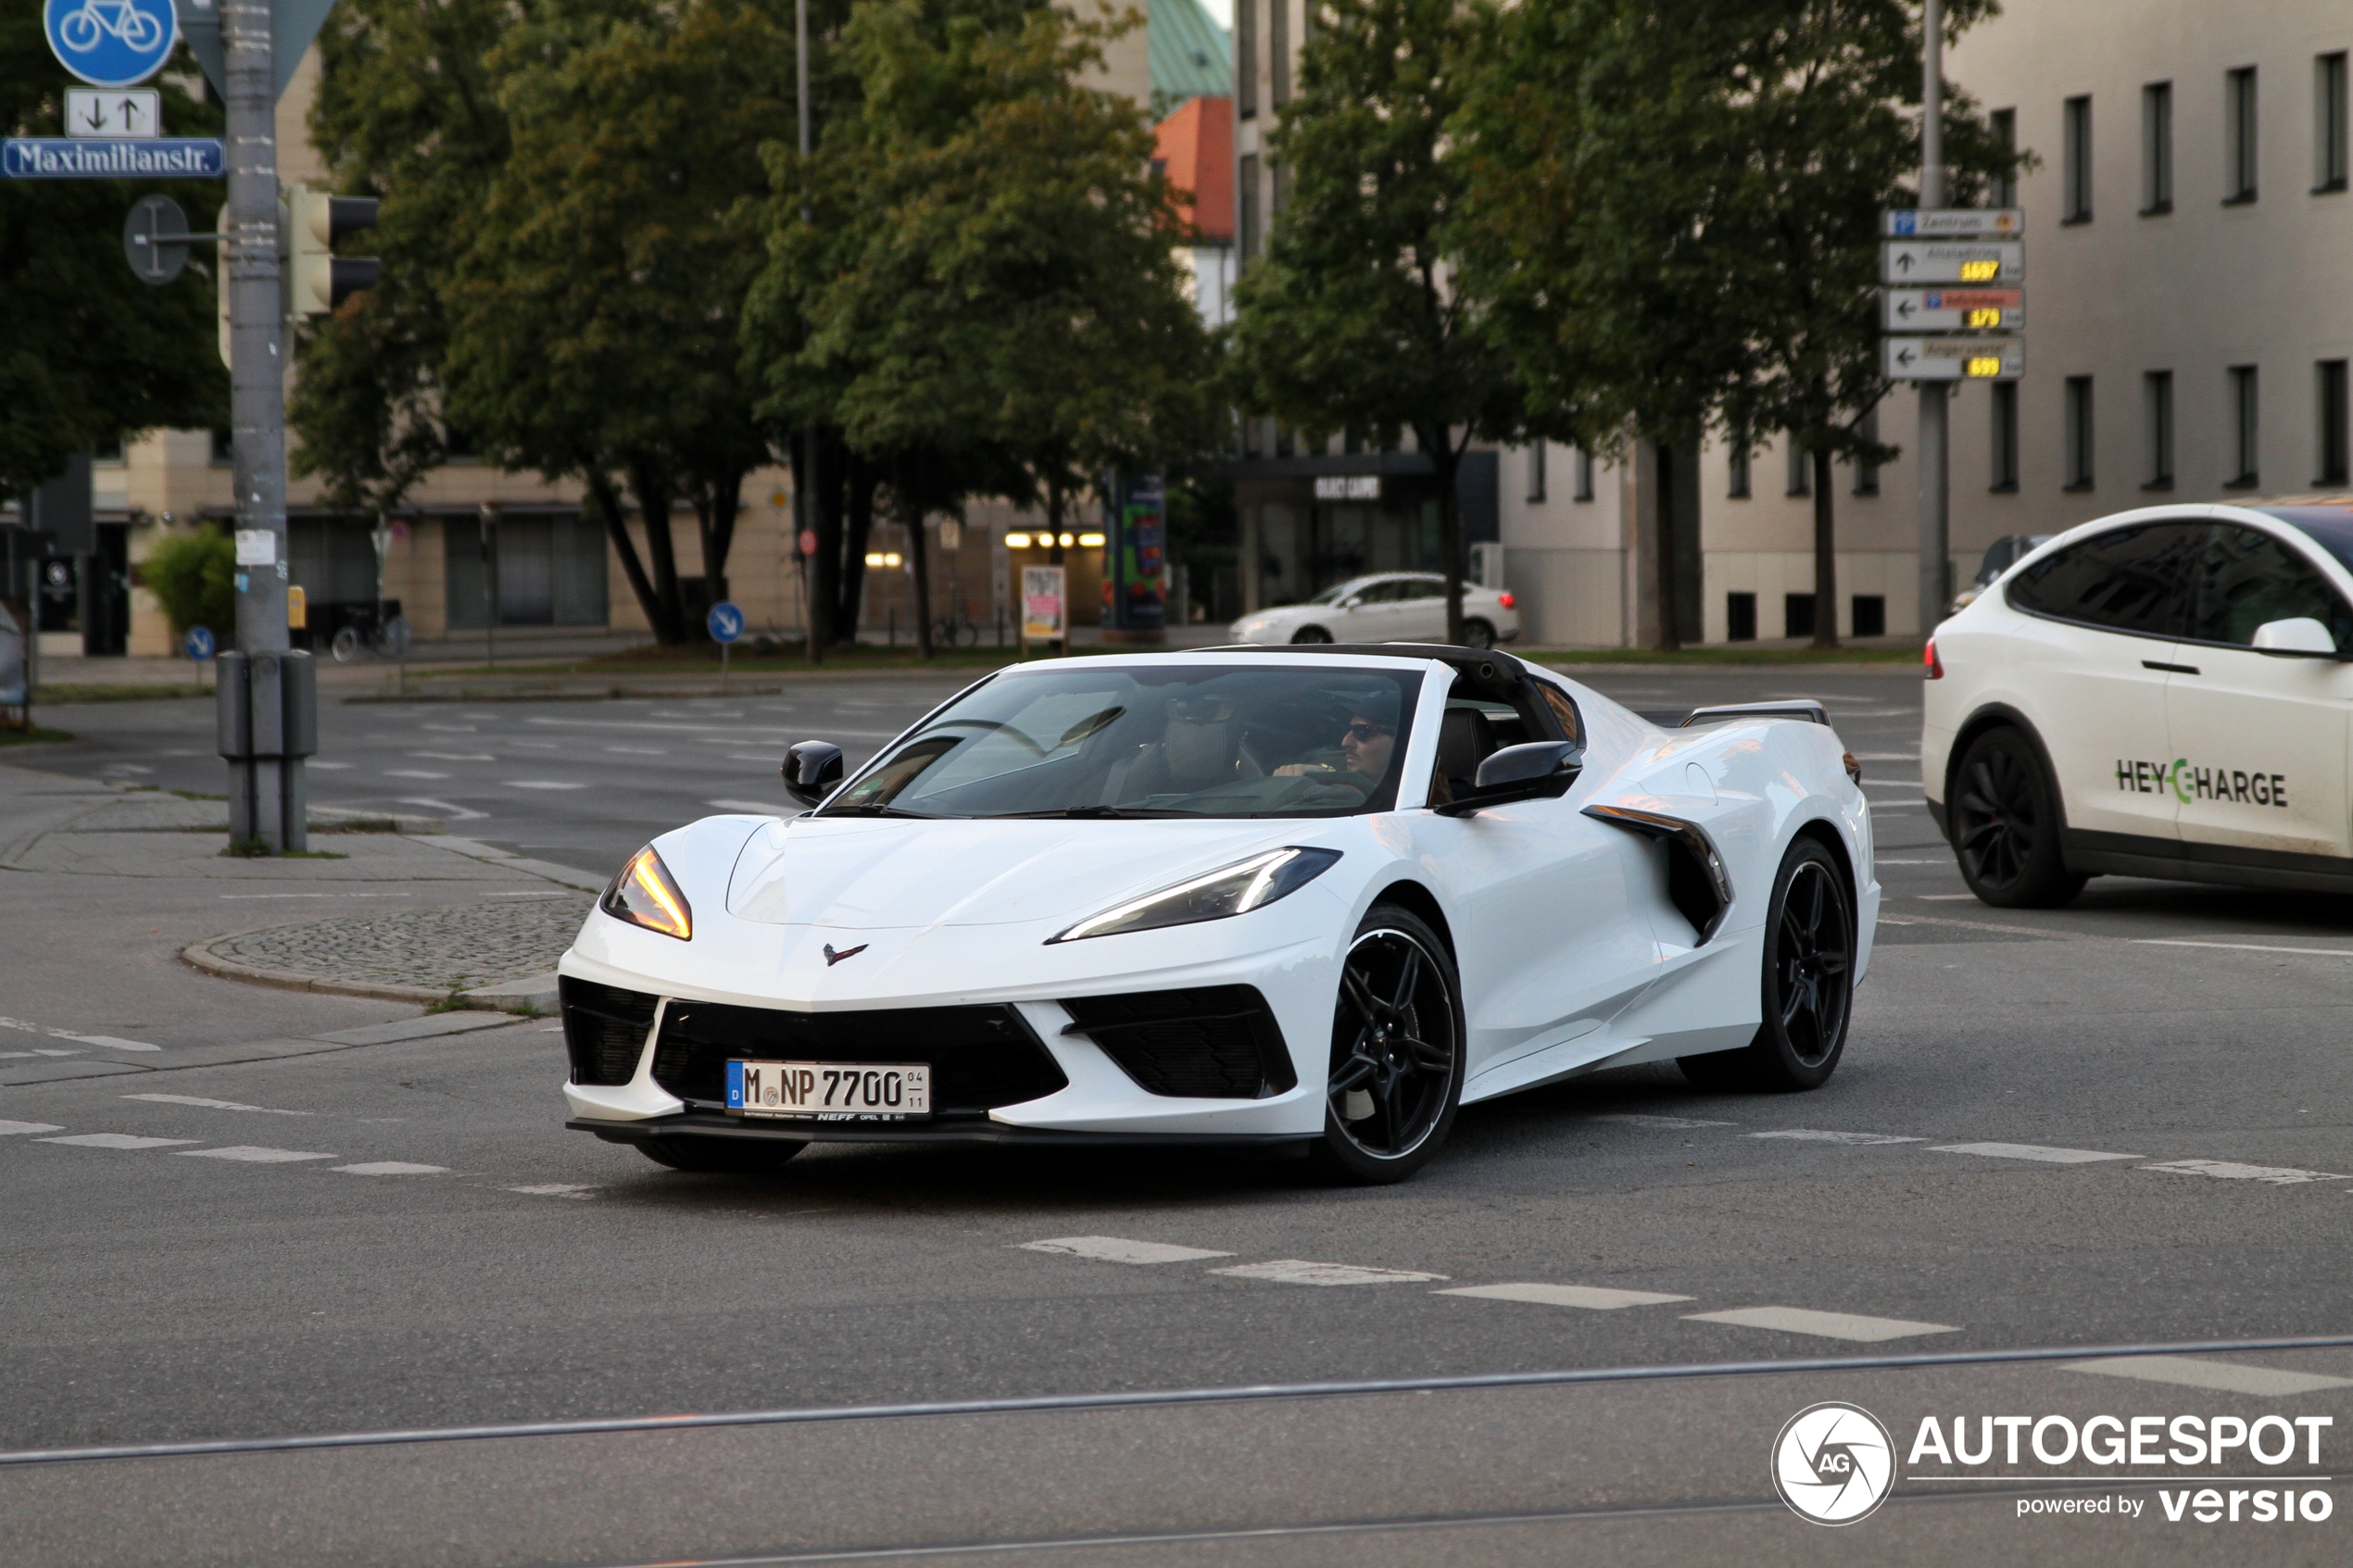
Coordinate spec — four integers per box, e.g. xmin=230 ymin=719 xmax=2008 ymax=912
xmin=1021 ymin=565 xmax=1065 ymax=653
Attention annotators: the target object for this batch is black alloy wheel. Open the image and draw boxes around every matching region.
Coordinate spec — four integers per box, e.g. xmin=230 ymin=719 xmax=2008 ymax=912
xmin=1949 ymin=727 xmax=2087 ymax=908
xmin=1314 ymin=907 xmax=1464 ymax=1183
xmin=1460 ymin=619 xmax=1496 ymax=650
xmin=1290 ymin=625 xmax=1334 ymax=645
xmin=636 ymin=1134 xmax=807 ymax=1173
xmin=1680 ymin=837 xmax=1855 ymax=1092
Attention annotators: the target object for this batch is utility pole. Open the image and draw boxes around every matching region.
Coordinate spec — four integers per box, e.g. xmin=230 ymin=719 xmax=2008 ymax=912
xmin=1916 ymin=0 xmax=1949 ymax=639
xmin=797 ymin=0 xmax=822 ymax=666
xmin=217 ymin=0 xmax=312 ymax=852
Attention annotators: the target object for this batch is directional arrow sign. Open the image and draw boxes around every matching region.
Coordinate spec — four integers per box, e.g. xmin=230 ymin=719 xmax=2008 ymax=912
xmin=66 ymin=88 xmax=159 ymax=139
xmin=1882 ymin=207 xmax=2024 ymax=238
xmin=1882 ymin=336 xmax=2024 ymax=382
xmin=1881 ymin=288 xmax=2025 ymax=332
xmin=1881 ymin=240 xmax=2023 ymax=285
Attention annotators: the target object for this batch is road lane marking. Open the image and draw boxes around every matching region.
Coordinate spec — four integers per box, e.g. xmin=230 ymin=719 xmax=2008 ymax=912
xmin=333 ymin=1161 xmax=450 ymax=1175
xmin=707 ymin=799 xmax=795 ymax=815
xmin=504 ymin=781 xmax=586 ymax=790
xmin=2063 ymin=1356 xmax=2353 ymax=1398
xmin=2140 ymin=1159 xmax=2350 ymax=1185
xmin=308 ymin=761 xmax=352 ymax=770
xmin=0 ymin=1017 xmax=160 ymax=1051
xmin=124 ymin=1094 xmax=310 ymax=1115
xmin=1021 ymin=1236 xmax=1236 ymax=1265
xmin=0 ymin=1122 xmax=65 ymax=1135
xmin=1210 ymin=1261 xmax=1448 ymax=1286
xmin=1917 ymin=894 xmax=1980 ymax=900
xmin=1593 ymin=1114 xmax=1737 ymax=1129
xmin=1931 ymin=1142 xmax=2143 ymax=1163
xmin=604 ymin=746 xmax=667 ymax=756
xmin=508 ymin=1184 xmax=600 ymax=1198
xmin=2134 ymin=939 xmax=2353 ymax=959
xmin=176 ymin=1147 xmax=337 ymax=1163
xmin=219 ymin=892 xmax=415 ymax=900
xmin=384 ymin=770 xmax=450 ymax=780
xmin=411 ymin=751 xmax=494 ymax=761
xmin=398 ymin=797 xmax=489 ymax=820
xmin=1752 ymin=1129 xmax=1923 ymax=1146
xmin=1684 ymin=1306 xmax=1960 ymax=1342
xmin=1438 ymin=1284 xmax=1693 ymax=1310
xmin=37 ymin=1134 xmax=200 ymax=1150
xmin=419 ymin=724 xmax=477 ymax=734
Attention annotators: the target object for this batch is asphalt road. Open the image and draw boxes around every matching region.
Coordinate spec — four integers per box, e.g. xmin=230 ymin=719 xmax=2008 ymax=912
xmin=5 ymin=664 xmax=2350 ymax=1566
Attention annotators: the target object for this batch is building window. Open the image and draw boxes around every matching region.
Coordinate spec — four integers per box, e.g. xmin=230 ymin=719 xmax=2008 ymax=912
xmin=2225 ymin=67 xmax=2259 ymax=204
xmin=1727 ymin=439 xmax=1751 ymax=498
xmin=2142 ymin=82 xmax=2173 ymax=213
xmin=1270 ymin=0 xmax=1290 ymax=109
xmin=2142 ymin=371 xmax=2173 ymax=489
xmin=1573 ymin=446 xmax=1595 ymax=501
xmin=1783 ymin=594 xmax=1817 ymax=640
xmin=2318 ymin=359 xmax=2349 ymax=486
xmin=1851 ymin=596 xmax=1886 ymax=638
xmin=2319 ymin=52 xmax=2349 ymax=193
xmin=2063 ymin=95 xmax=2094 ymax=222
xmin=1852 ymin=410 xmax=1880 ymax=495
xmin=210 ymin=427 xmax=233 ymax=466
xmin=2063 ymin=376 xmax=2095 ymax=491
xmin=94 ymin=433 xmax=126 ymax=464
xmin=1726 ymin=592 xmax=1757 ymax=642
xmin=1991 ymin=108 xmax=2018 ymax=207
xmin=1785 ymin=434 xmax=1809 ymax=496
xmin=1238 ymin=153 xmax=1260 ymax=263
xmin=2227 ymin=365 xmax=2259 ymax=488
xmin=1990 ymin=382 xmax=2020 ymax=491
xmin=1237 ymin=0 xmax=1256 ymax=119
xmin=442 ymin=422 xmax=479 ymax=463
xmin=1526 ymin=439 xmax=1546 ymax=503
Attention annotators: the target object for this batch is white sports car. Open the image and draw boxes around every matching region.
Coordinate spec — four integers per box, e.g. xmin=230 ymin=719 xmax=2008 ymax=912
xmin=1227 ymin=573 xmax=1521 ymax=648
xmin=559 ymin=646 xmax=1879 ymax=1182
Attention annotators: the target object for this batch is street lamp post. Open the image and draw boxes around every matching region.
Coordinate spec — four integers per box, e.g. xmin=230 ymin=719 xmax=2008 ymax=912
xmin=1917 ymin=0 xmax=1950 ymax=638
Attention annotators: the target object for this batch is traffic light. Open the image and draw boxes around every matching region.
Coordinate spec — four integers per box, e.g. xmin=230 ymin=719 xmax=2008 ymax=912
xmin=287 ymin=185 xmax=381 ymax=317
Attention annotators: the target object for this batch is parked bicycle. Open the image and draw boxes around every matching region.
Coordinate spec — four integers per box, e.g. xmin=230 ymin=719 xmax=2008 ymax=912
xmin=330 ymin=606 xmax=411 ymax=663
xmin=931 ymin=610 xmax=982 ymax=648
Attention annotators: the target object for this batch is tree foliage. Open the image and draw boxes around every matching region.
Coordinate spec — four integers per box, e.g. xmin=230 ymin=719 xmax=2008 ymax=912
xmin=1226 ymin=0 xmax=1521 ymax=644
xmin=0 ymin=24 xmax=225 ymax=504
xmin=142 ymin=523 xmax=236 ymax=641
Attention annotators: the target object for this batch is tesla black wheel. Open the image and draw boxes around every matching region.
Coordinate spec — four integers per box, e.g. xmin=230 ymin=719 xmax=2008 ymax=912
xmin=1460 ymin=619 xmax=1495 ymax=650
xmin=1312 ymin=907 xmax=1464 ymax=1184
xmin=1948 ymin=727 xmax=2086 ymax=908
xmin=635 ymin=1135 xmax=806 ymax=1173
xmin=1290 ymin=625 xmax=1333 ymax=645
xmin=1680 ymin=838 xmax=1855 ymax=1093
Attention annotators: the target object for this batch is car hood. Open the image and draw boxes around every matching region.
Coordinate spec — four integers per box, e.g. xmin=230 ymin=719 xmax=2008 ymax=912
xmin=724 ymin=816 xmax=1312 ymax=931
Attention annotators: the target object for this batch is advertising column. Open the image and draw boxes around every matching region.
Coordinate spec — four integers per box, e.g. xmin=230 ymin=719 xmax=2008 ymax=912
xmin=1101 ymin=472 xmax=1167 ymax=645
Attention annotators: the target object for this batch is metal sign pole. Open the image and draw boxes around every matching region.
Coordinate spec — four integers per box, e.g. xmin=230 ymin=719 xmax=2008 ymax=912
xmin=1916 ymin=0 xmax=1950 ymax=638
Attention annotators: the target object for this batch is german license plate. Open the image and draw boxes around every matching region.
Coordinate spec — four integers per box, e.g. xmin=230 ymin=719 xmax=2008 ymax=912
xmin=726 ymin=1060 xmax=931 ymax=1122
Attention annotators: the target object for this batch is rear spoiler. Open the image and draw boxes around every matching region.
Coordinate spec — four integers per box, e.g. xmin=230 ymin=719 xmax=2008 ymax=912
xmin=1679 ymin=699 xmax=1831 ymax=728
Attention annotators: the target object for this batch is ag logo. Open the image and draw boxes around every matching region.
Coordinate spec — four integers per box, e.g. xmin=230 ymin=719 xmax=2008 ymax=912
xmin=1772 ymin=1401 xmax=1896 ymax=1525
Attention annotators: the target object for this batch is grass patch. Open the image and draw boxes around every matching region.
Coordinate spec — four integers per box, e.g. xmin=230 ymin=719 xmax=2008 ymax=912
xmin=220 ymin=837 xmax=348 ymax=859
xmin=36 ymin=683 xmax=210 ymax=703
xmin=424 ymin=976 xmax=475 ymax=1015
xmin=172 ymin=788 xmax=228 ymax=801
xmin=0 ymin=725 xmax=76 ymax=746
xmin=1529 ymin=645 xmax=1923 ymax=666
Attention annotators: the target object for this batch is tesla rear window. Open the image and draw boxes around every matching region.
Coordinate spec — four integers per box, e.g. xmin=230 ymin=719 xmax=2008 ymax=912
xmin=824 ymin=665 xmax=1426 ymax=820
xmin=2003 ymin=521 xmax=2205 ymax=636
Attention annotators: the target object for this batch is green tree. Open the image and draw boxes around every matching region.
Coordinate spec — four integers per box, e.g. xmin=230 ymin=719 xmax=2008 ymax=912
xmin=0 ymin=27 xmax=225 ymax=504
xmin=1226 ymin=0 xmax=1523 ymax=646
xmin=142 ymin=524 xmax=236 ymax=642
xmin=1456 ymin=0 xmax=2018 ymax=646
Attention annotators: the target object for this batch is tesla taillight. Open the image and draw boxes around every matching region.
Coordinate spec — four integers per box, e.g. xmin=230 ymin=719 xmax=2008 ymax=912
xmin=1498 ymin=592 xmax=1516 ymax=609
xmin=1924 ymin=638 xmax=1944 ymax=679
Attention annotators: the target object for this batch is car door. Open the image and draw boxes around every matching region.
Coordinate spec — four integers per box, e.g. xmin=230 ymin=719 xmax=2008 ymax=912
xmin=2000 ymin=520 xmax=2207 ymax=844
xmin=1342 ymin=578 xmax=1416 ymax=641
xmin=2166 ymin=522 xmax=2353 ymax=859
xmin=1390 ymin=576 xmax=1450 ymax=641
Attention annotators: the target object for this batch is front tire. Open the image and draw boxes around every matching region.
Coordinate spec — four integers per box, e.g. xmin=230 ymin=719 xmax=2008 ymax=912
xmin=1948 ymin=727 xmax=2086 ymax=908
xmin=1680 ymin=837 xmax=1855 ymax=1092
xmin=636 ymin=1135 xmax=806 ymax=1173
xmin=1311 ymin=906 xmax=1464 ymax=1184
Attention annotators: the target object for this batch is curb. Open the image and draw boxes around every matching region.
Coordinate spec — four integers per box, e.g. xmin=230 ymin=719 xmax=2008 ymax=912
xmin=179 ymin=939 xmax=559 ymax=1015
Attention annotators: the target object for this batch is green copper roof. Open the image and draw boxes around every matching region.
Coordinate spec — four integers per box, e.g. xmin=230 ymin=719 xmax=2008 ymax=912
xmin=1151 ymin=0 xmax=1231 ymax=105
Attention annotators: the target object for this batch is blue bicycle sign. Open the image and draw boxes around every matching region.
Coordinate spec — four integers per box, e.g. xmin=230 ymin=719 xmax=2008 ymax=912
xmin=45 ymin=0 xmax=178 ymax=89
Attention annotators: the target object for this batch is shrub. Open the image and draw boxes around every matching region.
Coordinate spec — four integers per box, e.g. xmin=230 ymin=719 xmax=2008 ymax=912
xmin=142 ymin=524 xmax=235 ymax=645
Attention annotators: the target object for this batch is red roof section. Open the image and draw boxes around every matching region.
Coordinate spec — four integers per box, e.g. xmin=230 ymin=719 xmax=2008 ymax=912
xmin=1153 ymin=95 xmax=1232 ymax=244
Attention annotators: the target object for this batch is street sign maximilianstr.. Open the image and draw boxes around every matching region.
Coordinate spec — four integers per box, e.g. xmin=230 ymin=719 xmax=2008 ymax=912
xmin=2 ymin=139 xmax=222 ymax=178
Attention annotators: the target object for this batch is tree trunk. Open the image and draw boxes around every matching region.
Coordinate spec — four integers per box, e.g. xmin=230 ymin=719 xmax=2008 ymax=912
xmin=625 ymin=458 xmax=686 ymax=644
xmin=1655 ymin=440 xmax=1681 ymax=651
xmin=586 ymin=470 xmax=667 ymax=642
xmin=694 ymin=463 xmax=744 ymax=607
xmin=1422 ymin=423 xmax=1466 ymax=646
xmin=837 ymin=452 xmax=876 ymax=645
xmin=1810 ymin=445 xmax=1838 ymax=649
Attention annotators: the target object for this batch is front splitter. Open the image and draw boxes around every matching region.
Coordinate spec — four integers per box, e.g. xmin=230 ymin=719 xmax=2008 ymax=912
xmin=568 ymin=1111 xmax=1312 ymax=1152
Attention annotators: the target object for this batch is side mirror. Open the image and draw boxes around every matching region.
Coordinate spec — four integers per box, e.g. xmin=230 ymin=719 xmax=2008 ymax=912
xmin=1339 ymin=596 xmax=1364 ymax=610
xmin=1434 ymin=741 xmax=1583 ymax=817
xmin=782 ymin=740 xmax=846 ymax=807
xmin=2251 ymin=617 xmax=2338 ymax=658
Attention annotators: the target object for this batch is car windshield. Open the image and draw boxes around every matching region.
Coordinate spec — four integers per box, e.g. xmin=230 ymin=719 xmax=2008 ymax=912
xmin=823 ymin=664 xmax=1426 ymax=819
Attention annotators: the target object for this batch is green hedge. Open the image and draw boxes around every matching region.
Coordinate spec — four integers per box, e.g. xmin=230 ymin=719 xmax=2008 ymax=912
xmin=142 ymin=524 xmax=235 ymax=646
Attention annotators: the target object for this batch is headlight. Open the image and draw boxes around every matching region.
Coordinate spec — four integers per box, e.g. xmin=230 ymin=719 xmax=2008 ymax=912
xmin=601 ymin=845 xmax=693 ymax=940
xmin=1050 ymin=847 xmax=1341 ymax=943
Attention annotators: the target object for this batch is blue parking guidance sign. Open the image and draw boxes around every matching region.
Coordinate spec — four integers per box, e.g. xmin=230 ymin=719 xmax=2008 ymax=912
xmin=45 ymin=0 xmax=179 ymax=89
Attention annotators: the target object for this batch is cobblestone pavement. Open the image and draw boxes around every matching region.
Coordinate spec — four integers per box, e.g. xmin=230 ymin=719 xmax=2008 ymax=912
xmin=206 ymin=896 xmax=594 ymax=993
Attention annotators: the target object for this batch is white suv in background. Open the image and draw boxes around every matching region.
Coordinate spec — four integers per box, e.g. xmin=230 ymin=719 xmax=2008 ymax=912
xmin=1227 ymin=573 xmax=1521 ymax=649
xmin=1924 ymin=500 xmax=2353 ymax=906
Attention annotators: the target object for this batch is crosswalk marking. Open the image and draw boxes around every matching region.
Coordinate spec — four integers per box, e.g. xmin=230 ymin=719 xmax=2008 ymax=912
xmin=1593 ymin=1113 xmax=1737 ymax=1130
xmin=2063 ymin=1356 xmax=2353 ymax=1398
xmin=2140 ymin=1159 xmax=2350 ymax=1185
xmin=124 ymin=1094 xmax=310 ymax=1116
xmin=1437 ymin=1284 xmax=1692 ymax=1310
xmin=1931 ymin=1142 xmax=2142 ymax=1163
xmin=1752 ymin=1129 xmax=1923 ymax=1146
xmin=176 ymin=1147 xmax=337 ymax=1164
xmin=0 ymin=1121 xmax=65 ymax=1135
xmin=333 ymin=1161 xmax=450 ymax=1176
xmin=37 ymin=1133 xmax=200 ymax=1150
xmin=1684 ymin=1305 xmax=1960 ymax=1342
xmin=1020 ymin=1236 xmax=1236 ymax=1265
xmin=507 ymin=1184 xmax=600 ymax=1198
xmin=1210 ymin=1260 xmax=1448 ymax=1286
